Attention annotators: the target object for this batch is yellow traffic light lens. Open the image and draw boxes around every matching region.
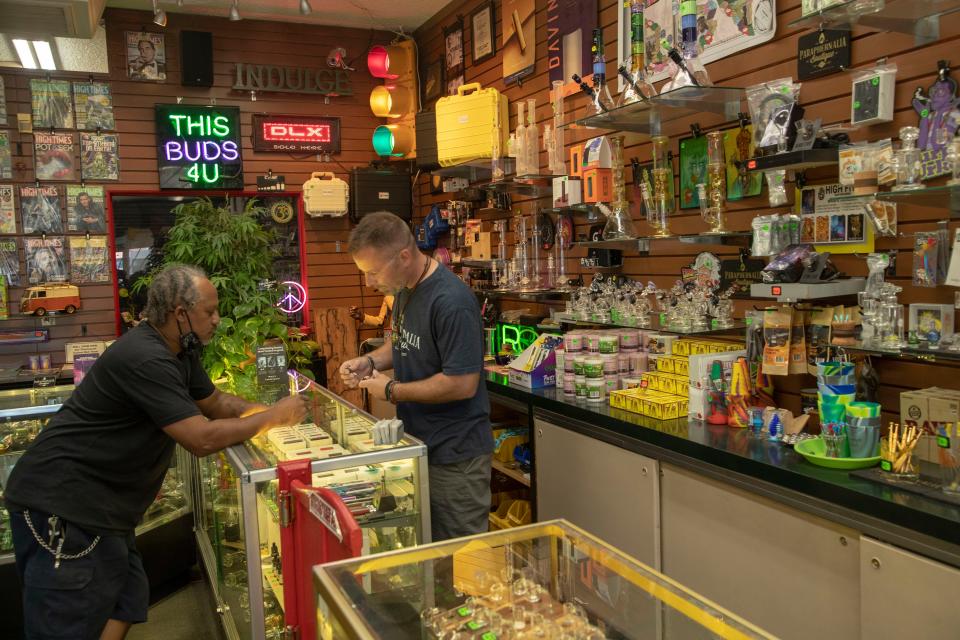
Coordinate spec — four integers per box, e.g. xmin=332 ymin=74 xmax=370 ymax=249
xmin=370 ymin=86 xmax=411 ymax=118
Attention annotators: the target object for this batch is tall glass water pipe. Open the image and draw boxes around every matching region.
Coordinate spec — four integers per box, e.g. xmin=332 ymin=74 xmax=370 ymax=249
xmin=549 ymin=80 xmax=566 ymax=174
xmin=514 ymin=102 xmax=529 ymax=176
xmin=572 ymin=74 xmax=606 ymax=115
xmin=525 ymin=98 xmax=539 ymax=176
xmin=618 ymin=0 xmax=655 ymax=105
xmin=602 ymin=136 xmax=639 ymax=240
xmin=590 ymin=28 xmax=616 ymax=111
xmin=679 ymin=0 xmax=711 ymax=86
xmin=698 ymin=131 xmax=728 ymax=234
xmin=893 ymin=126 xmax=923 ymax=191
xmin=646 ymin=135 xmax=673 ymax=236
xmin=554 ymin=218 xmax=570 ymax=290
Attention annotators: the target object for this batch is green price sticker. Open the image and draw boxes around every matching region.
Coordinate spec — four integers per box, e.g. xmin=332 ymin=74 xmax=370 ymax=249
xmin=762 ymin=224 xmax=770 ymax=231
xmin=745 ymin=317 xmax=753 ymax=326
xmin=937 ymin=435 xmax=950 ymax=449
xmin=680 ymin=1 xmax=697 ymax=14
xmin=872 ymin=77 xmax=880 ymax=85
xmin=659 ymin=312 xmax=667 ymax=323
xmin=853 ymin=101 xmax=861 ymax=109
xmin=482 ymin=633 xmax=498 ymax=640
xmin=457 ymin=606 xmax=472 ymax=617
xmin=467 ymin=620 xmax=485 ymax=630
xmin=880 ymin=460 xmax=892 ymax=472
xmin=921 ymin=109 xmax=930 ymax=117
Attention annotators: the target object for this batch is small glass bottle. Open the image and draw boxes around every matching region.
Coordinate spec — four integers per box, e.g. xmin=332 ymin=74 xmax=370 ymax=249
xmin=948 ymin=138 xmax=960 ymax=186
xmin=893 ymin=126 xmax=923 ymax=191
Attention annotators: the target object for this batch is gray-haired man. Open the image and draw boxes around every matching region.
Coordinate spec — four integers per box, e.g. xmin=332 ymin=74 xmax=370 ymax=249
xmin=5 ymin=263 xmax=308 ymax=639
xmin=339 ymin=212 xmax=494 ymax=542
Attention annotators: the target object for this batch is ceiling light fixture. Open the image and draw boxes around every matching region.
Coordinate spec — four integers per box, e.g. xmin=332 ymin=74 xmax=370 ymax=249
xmin=299 ymin=0 xmax=312 ymax=15
xmin=229 ymin=0 xmax=242 ymax=21
xmin=152 ymin=0 xmax=168 ymax=27
xmin=12 ymin=38 xmax=37 ymax=69
xmin=33 ymin=40 xmax=57 ymax=70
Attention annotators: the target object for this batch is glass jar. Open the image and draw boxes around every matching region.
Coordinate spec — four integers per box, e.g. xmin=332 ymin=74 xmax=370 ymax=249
xmin=892 ymin=126 xmax=923 ymax=191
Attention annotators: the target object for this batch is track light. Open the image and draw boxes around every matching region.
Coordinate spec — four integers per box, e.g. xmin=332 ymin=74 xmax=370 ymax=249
xmin=229 ymin=0 xmax=241 ymax=21
xmin=299 ymin=0 xmax=312 ymax=15
xmin=152 ymin=0 xmax=167 ymax=26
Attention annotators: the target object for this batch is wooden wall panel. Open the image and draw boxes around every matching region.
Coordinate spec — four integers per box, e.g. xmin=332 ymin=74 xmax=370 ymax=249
xmin=412 ymin=2 xmax=960 ymax=409
xmin=1 ymin=8 xmax=393 ymax=369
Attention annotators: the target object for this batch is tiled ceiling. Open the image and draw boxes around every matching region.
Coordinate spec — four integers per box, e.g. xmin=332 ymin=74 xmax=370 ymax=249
xmin=106 ymin=0 xmax=456 ymax=32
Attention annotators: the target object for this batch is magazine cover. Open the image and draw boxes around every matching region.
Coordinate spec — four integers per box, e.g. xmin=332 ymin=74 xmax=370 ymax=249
xmin=25 ymin=236 xmax=67 ymax=284
xmin=80 ymin=133 xmax=120 ymax=181
xmin=73 ymin=82 xmax=116 ymax=130
xmin=0 ymin=238 xmax=18 ymax=286
xmin=0 ymin=184 xmax=15 ymax=234
xmin=20 ymin=185 xmax=62 ymax=234
xmin=69 ymin=235 xmax=110 ymax=283
xmin=67 ymin=185 xmax=106 ymax=233
xmin=126 ymin=31 xmax=167 ymax=81
xmin=0 ymin=76 xmax=6 ymax=123
xmin=34 ymin=132 xmax=77 ymax=181
xmin=31 ymin=79 xmax=74 ymax=129
xmin=0 ymin=131 xmax=11 ymax=180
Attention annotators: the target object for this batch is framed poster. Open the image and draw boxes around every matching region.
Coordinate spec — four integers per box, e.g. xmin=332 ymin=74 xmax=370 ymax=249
xmin=629 ymin=0 xmax=777 ymax=85
xmin=423 ymin=59 xmax=444 ymax=103
xmin=470 ymin=2 xmax=496 ymax=65
xmin=155 ymin=104 xmax=243 ymax=190
xmin=126 ymin=31 xmax=167 ymax=81
xmin=444 ymin=20 xmax=465 ymax=95
xmin=502 ymin=0 xmax=536 ymax=85
xmin=678 ymin=135 xmax=708 ymax=210
xmin=723 ymin=125 xmax=762 ymax=201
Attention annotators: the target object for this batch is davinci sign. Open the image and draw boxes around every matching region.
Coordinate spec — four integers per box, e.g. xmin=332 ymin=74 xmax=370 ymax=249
xmin=154 ymin=104 xmax=244 ymax=190
xmin=232 ymin=63 xmax=353 ymax=96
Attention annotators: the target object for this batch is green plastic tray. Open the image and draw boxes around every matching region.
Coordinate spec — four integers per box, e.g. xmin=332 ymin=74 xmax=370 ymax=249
xmin=795 ymin=437 xmax=881 ymax=470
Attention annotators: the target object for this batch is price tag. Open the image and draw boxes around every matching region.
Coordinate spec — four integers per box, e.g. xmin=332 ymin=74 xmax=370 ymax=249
xmin=937 ymin=435 xmax=950 ymax=449
xmin=880 ymin=460 xmax=892 ymax=472
xmin=457 ymin=606 xmax=472 ymax=618
xmin=640 ymin=379 xmax=649 ymax=389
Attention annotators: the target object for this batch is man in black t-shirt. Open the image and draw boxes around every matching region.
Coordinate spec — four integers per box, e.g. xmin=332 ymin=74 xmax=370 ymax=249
xmin=339 ymin=212 xmax=493 ymax=542
xmin=4 ymin=264 xmax=308 ymax=640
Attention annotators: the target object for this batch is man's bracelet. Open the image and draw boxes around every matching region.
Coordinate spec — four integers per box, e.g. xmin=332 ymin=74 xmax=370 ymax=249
xmin=385 ymin=380 xmax=396 ymax=403
xmin=365 ymin=355 xmax=376 ymax=372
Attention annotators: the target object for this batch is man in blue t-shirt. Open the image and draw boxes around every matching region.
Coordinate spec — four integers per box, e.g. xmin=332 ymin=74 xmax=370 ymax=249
xmin=340 ymin=212 xmax=493 ymax=541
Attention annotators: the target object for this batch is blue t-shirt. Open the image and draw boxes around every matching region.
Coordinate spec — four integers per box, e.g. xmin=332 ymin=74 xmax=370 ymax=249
xmin=392 ymin=263 xmax=493 ymax=464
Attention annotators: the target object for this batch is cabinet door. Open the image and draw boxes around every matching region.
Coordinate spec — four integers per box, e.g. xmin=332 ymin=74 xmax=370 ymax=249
xmin=534 ymin=417 xmax=659 ymax=568
xmin=860 ymin=536 xmax=960 ymax=639
xmin=660 ymin=463 xmax=860 ymax=640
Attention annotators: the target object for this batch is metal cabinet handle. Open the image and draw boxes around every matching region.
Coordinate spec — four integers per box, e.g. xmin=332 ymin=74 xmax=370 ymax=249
xmin=641 ymin=466 xmax=648 ymax=476
xmin=537 ymin=428 xmax=542 ymax=437
xmin=871 ymin=557 xmax=881 ymax=570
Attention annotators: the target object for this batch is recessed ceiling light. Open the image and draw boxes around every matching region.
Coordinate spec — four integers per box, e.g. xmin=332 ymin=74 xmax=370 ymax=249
xmin=32 ymin=40 xmax=57 ymax=70
xmin=12 ymin=39 xmax=37 ymax=69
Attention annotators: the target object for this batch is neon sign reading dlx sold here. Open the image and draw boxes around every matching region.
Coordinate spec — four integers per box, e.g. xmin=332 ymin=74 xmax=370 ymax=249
xmin=155 ymin=104 xmax=243 ymax=190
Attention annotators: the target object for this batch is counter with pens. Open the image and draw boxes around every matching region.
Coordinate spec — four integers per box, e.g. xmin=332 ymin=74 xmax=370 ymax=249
xmin=483 ymin=375 xmax=960 ymax=639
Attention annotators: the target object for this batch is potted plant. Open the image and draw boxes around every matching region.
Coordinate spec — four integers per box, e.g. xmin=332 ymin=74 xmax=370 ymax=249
xmin=136 ymin=197 xmax=316 ymax=399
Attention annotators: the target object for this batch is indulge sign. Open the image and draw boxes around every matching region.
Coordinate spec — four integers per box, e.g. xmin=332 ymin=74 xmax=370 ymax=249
xmin=232 ymin=63 xmax=353 ymax=96
xmin=155 ymin=104 xmax=243 ymax=189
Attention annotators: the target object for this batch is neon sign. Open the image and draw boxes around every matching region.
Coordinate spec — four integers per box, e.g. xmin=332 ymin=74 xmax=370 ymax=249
xmin=155 ymin=104 xmax=243 ymax=189
xmin=277 ymin=280 xmax=307 ymax=314
xmin=251 ymin=114 xmax=341 ymax=153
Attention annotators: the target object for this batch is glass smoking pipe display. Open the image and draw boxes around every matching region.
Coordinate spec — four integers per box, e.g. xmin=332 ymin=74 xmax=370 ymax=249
xmin=660 ymin=3 xmax=711 ymax=92
xmin=590 ymin=28 xmax=616 ymax=112
xmin=525 ymin=98 xmax=539 ymax=176
xmin=893 ymin=126 xmax=924 ymax=191
xmin=697 ymin=131 xmax=728 ymax=234
xmin=602 ymin=135 xmax=639 ymax=240
xmin=639 ymin=135 xmax=673 ymax=237
xmin=948 ymin=138 xmax=960 ymax=186
xmin=617 ymin=0 xmax=655 ymax=105
xmin=566 ymin=276 xmax=658 ymax=326
xmin=549 ymin=80 xmax=566 ymax=174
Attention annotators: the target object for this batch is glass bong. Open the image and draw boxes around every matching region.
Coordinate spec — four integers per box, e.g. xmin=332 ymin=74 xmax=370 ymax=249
xmin=640 ymin=135 xmax=673 ymax=237
xmin=948 ymin=138 xmax=960 ymax=186
xmin=892 ymin=126 xmax=924 ymax=191
xmin=698 ymin=131 xmax=728 ymax=234
xmin=617 ymin=0 xmax=655 ymax=105
xmin=602 ymin=135 xmax=639 ymax=240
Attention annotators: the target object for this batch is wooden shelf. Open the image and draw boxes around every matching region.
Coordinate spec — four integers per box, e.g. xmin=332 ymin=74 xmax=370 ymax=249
xmin=492 ymin=458 xmax=530 ymax=487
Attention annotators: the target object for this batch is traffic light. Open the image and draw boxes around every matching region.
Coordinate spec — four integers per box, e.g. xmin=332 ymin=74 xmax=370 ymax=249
xmin=367 ymin=40 xmax=417 ymax=157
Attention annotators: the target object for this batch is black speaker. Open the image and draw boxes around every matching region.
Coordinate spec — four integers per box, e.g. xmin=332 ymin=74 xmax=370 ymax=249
xmin=180 ymin=31 xmax=213 ymax=87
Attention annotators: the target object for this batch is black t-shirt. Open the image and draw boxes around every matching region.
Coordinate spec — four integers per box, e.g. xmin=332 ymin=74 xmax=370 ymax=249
xmin=393 ymin=263 xmax=493 ymax=464
xmin=4 ymin=324 xmax=214 ymax=535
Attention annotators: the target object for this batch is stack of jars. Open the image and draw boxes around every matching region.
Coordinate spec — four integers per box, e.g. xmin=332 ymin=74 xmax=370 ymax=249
xmin=556 ymin=329 xmax=651 ymax=401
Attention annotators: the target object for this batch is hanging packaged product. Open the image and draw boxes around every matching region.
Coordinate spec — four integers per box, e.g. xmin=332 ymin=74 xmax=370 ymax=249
xmin=806 ymin=306 xmax=834 ymax=374
xmin=762 ymin=306 xmax=792 ymax=376
xmin=764 ymin=170 xmax=788 ymax=206
xmin=946 ymin=228 xmax=960 ymax=287
xmin=913 ymin=232 xmax=940 ymax=287
xmin=302 ymin=171 xmax=348 ymax=217
xmin=746 ymin=78 xmax=804 ymax=156
xmin=850 ymin=62 xmax=897 ymax=127
xmin=436 ymin=83 xmax=509 ymax=167
xmin=788 ymin=309 xmax=807 ymax=375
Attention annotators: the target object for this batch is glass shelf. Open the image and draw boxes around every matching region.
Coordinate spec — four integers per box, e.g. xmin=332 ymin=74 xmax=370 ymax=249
xmin=750 ymin=279 xmax=866 ymax=302
xmin=431 ymin=159 xmax=496 ymax=180
xmin=576 ymin=238 xmax=652 ymax=252
xmin=841 ymin=341 xmax=960 ymax=363
xmin=575 ymin=231 xmax=752 ymax=251
xmin=481 ymin=177 xmax=552 ymax=197
xmin=460 ymin=258 xmax=505 ymax=269
xmin=788 ymin=0 xmax=960 ymax=45
xmin=570 ymin=86 xmax=744 ymax=134
xmin=678 ymin=231 xmax=753 ymax=246
xmin=472 ymin=207 xmax=514 ymax=221
xmin=747 ymin=148 xmax=839 ymax=172
xmin=478 ymin=289 xmax=571 ymax=301
xmin=555 ymin=312 xmax=746 ymax=336
xmin=0 ymin=329 xmax=49 ymax=345
xmin=876 ymin=184 xmax=960 ymax=215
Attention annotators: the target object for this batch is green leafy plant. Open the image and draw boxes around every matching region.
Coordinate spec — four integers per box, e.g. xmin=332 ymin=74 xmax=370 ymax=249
xmin=137 ymin=197 xmax=316 ymax=399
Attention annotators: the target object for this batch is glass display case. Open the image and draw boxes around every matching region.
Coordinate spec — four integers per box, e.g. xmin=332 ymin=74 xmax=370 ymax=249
xmin=194 ymin=377 xmax=430 ymax=640
xmin=0 ymin=385 xmax=190 ymax=561
xmin=314 ymin=519 xmax=776 ymax=639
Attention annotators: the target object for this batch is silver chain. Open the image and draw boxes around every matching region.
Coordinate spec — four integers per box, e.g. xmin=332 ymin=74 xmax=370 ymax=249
xmin=24 ymin=510 xmax=101 ymax=564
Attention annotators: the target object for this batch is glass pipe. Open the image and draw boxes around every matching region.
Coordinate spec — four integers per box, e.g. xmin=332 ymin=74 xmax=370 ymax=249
xmin=571 ymin=73 xmax=607 ymax=115
xmin=514 ymin=102 xmax=529 ymax=176
xmin=525 ymin=98 xmax=539 ymax=176
xmin=647 ymin=135 xmax=673 ymax=236
xmin=602 ymin=135 xmax=639 ymax=240
xmin=893 ymin=126 xmax=923 ymax=191
xmin=865 ymin=253 xmax=889 ymax=296
xmin=948 ymin=138 xmax=960 ymax=186
xmin=554 ymin=219 xmax=570 ymax=291
xmin=618 ymin=0 xmax=655 ymax=105
xmin=590 ymin=28 xmax=617 ymax=112
xmin=698 ymin=131 xmax=728 ymax=233
xmin=528 ymin=218 xmax=544 ymax=291
xmin=491 ymin=113 xmax=506 ymax=182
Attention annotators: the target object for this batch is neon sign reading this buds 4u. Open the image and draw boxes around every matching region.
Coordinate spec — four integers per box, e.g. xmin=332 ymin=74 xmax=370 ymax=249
xmin=155 ymin=104 xmax=244 ymax=190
